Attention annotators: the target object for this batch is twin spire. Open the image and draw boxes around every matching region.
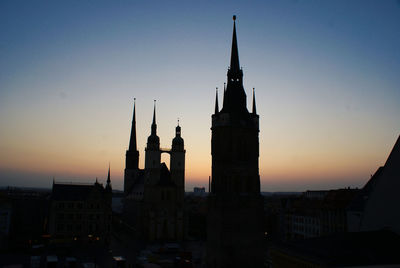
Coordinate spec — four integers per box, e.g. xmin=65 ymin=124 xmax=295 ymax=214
xmin=129 ymin=98 xmax=137 ymax=151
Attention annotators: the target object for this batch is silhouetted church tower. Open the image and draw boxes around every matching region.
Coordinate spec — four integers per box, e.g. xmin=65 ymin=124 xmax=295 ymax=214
xmin=145 ymin=101 xmax=162 ymax=184
xmin=124 ymin=98 xmax=140 ymax=194
xmin=124 ymin=99 xmax=186 ymax=241
xmin=207 ymin=16 xmax=264 ymax=268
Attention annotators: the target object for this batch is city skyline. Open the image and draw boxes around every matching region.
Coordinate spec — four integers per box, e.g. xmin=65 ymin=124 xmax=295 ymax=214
xmin=1 ymin=1 xmax=399 ymax=191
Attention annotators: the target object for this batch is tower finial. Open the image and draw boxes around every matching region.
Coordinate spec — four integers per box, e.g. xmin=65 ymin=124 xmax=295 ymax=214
xmin=215 ymin=87 xmax=219 ymax=114
xmin=177 ymin=118 xmax=180 ymax=126
xmin=252 ymin=88 xmax=257 ymax=114
xmin=233 ymin=15 xmax=236 ymax=21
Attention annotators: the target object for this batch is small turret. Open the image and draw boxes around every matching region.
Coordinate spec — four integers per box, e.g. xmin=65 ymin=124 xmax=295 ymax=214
xmin=170 ymin=120 xmax=185 ymax=197
xmin=172 ymin=119 xmax=184 ymax=151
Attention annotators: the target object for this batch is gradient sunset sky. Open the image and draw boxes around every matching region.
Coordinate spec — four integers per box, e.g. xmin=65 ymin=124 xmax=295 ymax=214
xmin=1 ymin=0 xmax=399 ymax=191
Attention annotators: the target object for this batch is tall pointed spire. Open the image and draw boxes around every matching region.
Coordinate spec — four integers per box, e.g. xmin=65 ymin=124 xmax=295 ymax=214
xmin=151 ymin=100 xmax=157 ymax=135
xmin=129 ymin=98 xmax=137 ymax=151
xmin=126 ymin=98 xmax=139 ymax=170
xmin=252 ymin=88 xmax=257 ymax=114
xmin=230 ymin=15 xmax=240 ymax=73
xmin=152 ymin=100 xmax=156 ymax=125
xmin=222 ymin=15 xmax=246 ymax=114
xmin=215 ymin=87 xmax=219 ymax=114
xmin=107 ymin=163 xmax=111 ymax=184
xmin=106 ymin=163 xmax=112 ymax=192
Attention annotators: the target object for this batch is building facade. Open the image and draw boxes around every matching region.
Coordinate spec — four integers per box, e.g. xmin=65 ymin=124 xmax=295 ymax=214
xmin=207 ymin=16 xmax=265 ymax=268
xmin=124 ymin=101 xmax=185 ymax=241
xmin=48 ymin=171 xmax=112 ymax=244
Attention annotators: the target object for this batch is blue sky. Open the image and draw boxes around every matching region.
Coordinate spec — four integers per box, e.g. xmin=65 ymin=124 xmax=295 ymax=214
xmin=1 ymin=0 xmax=399 ymax=191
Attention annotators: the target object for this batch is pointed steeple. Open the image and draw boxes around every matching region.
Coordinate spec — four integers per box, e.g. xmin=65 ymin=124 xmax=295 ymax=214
xmin=215 ymin=87 xmax=219 ymax=114
xmin=222 ymin=15 xmax=247 ymax=114
xmin=107 ymin=163 xmax=111 ymax=184
xmin=126 ymin=98 xmax=139 ymax=170
xmin=230 ymin=15 xmax=240 ymax=73
xmin=222 ymin=83 xmax=227 ymax=108
xmin=151 ymin=100 xmax=157 ymax=135
xmin=106 ymin=163 xmax=112 ymax=192
xmin=252 ymin=88 xmax=257 ymax=114
xmin=147 ymin=100 xmax=160 ymax=149
xmin=129 ymin=98 xmax=137 ymax=151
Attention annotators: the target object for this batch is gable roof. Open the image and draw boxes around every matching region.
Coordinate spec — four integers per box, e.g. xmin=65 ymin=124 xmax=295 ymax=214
xmin=51 ymin=183 xmax=103 ymax=201
xmin=361 ymin=135 xmax=400 ymax=233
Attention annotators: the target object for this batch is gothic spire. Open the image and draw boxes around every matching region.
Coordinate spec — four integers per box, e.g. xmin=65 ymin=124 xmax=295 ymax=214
xmin=129 ymin=98 xmax=137 ymax=151
xmin=215 ymin=87 xmax=219 ymax=114
xmin=230 ymin=15 xmax=240 ymax=73
xmin=106 ymin=163 xmax=112 ymax=192
xmin=222 ymin=15 xmax=247 ymax=114
xmin=252 ymin=88 xmax=257 ymax=114
xmin=151 ymin=100 xmax=157 ymax=135
xmin=107 ymin=163 xmax=111 ymax=184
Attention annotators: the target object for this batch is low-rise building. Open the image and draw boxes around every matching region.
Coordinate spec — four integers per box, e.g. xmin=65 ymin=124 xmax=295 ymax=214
xmin=281 ymin=188 xmax=359 ymax=241
xmin=48 ymin=170 xmax=112 ymax=244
